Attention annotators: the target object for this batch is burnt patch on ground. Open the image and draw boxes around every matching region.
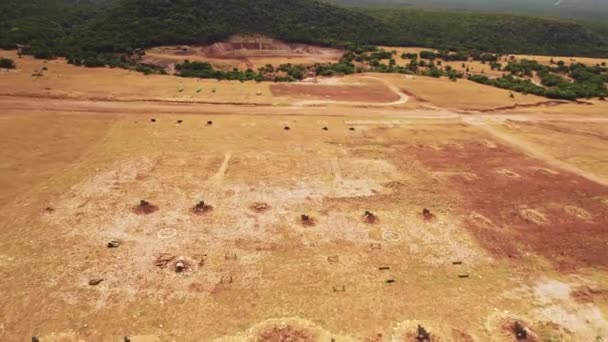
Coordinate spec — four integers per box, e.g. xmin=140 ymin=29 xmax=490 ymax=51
xmin=407 ymin=141 xmax=608 ymax=271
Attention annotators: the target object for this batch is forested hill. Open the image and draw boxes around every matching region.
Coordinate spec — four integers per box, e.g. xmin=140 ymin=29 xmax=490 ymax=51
xmin=66 ymin=0 xmax=390 ymax=52
xmin=1 ymin=0 xmax=608 ymax=59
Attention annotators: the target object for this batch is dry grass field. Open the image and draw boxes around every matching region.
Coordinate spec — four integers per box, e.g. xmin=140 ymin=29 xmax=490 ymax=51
xmin=1 ymin=49 xmax=608 ymax=341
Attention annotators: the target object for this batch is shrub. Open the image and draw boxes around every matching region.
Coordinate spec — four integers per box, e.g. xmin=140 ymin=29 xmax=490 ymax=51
xmin=0 ymin=58 xmax=16 ymax=69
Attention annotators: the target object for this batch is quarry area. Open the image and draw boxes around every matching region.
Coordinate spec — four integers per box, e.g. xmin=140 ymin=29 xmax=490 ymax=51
xmin=0 ymin=42 xmax=608 ymax=341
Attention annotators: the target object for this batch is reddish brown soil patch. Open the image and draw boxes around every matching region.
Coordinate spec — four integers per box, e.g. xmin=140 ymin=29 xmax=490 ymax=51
xmin=407 ymin=141 xmax=608 ymax=271
xmin=270 ymin=84 xmax=400 ymax=103
xmin=133 ymin=200 xmax=158 ymax=215
xmin=571 ymin=285 xmax=608 ymax=304
xmin=255 ymin=325 xmax=317 ymax=341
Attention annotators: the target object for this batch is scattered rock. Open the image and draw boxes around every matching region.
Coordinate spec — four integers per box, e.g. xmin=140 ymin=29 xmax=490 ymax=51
xmin=154 ymin=253 xmax=176 ymax=268
xmin=150 ymin=118 xmax=156 ymax=123
xmin=379 ymin=266 xmax=390 ymax=270
xmin=386 ymin=279 xmax=396 ymax=284
xmin=332 ymin=285 xmax=346 ymax=292
xmin=349 ymin=127 xmax=355 ymax=131
xmin=322 ymin=127 xmax=328 ymax=131
xmin=206 ymin=120 xmax=213 ymax=125
xmin=176 ymin=120 xmax=183 ymax=124
xmin=107 ymin=240 xmax=121 ymax=248
xmin=284 ymin=126 xmax=291 ymax=131
xmin=250 ymin=202 xmax=271 ymax=213
xmin=327 ymin=255 xmax=339 ymax=263
xmin=89 ymin=278 xmax=104 ymax=286
xmin=44 ymin=206 xmax=55 ymax=213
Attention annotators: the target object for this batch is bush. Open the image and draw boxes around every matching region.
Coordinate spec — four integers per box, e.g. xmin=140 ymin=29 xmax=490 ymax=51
xmin=0 ymin=58 xmax=16 ymax=69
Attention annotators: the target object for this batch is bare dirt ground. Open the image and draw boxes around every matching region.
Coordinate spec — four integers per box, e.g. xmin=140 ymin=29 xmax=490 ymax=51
xmin=143 ymin=35 xmax=343 ymax=71
xmin=1 ymin=50 xmax=608 ymax=341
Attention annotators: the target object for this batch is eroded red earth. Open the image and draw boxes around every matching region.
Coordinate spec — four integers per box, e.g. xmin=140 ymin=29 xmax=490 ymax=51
xmin=407 ymin=141 xmax=608 ymax=271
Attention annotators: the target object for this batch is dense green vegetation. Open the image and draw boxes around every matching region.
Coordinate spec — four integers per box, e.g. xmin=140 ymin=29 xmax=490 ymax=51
xmin=328 ymin=0 xmax=608 ymax=22
xmin=2 ymin=0 xmax=608 ymax=61
xmin=362 ymin=8 xmax=608 ymax=57
xmin=1 ymin=0 xmax=606 ymax=100
xmin=469 ymin=59 xmax=608 ymax=100
xmin=0 ymin=57 xmax=16 ymax=69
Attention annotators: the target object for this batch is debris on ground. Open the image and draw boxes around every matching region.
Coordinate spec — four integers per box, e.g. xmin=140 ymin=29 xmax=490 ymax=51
xmin=220 ymin=275 xmax=233 ymax=284
xmin=150 ymin=118 xmax=156 ymax=123
xmin=89 ymin=278 xmax=104 ymax=286
xmin=206 ymin=120 xmax=213 ymax=125
xmin=224 ymin=251 xmax=237 ymax=260
xmin=458 ymin=274 xmax=470 ymax=278
xmin=250 ymin=202 xmax=271 ymax=213
xmin=370 ymin=243 xmax=382 ymax=250
xmin=422 ymin=208 xmax=435 ymax=220
xmin=107 ymin=240 xmax=121 ymax=248
xmin=452 ymin=261 xmax=463 ymax=265
xmin=133 ymin=200 xmax=158 ymax=215
xmin=332 ymin=285 xmax=346 ymax=292
xmin=284 ymin=126 xmax=291 ymax=131
xmin=385 ymin=279 xmax=396 ymax=284
xmin=154 ymin=253 xmax=176 ymax=268
xmin=300 ymin=214 xmax=315 ymax=226
xmin=191 ymin=200 xmax=213 ymax=215
xmin=44 ymin=206 xmax=55 ymax=213
xmin=416 ymin=325 xmax=431 ymax=342
xmin=327 ymin=255 xmax=339 ymax=263
xmin=176 ymin=120 xmax=183 ymax=124
xmin=174 ymin=260 xmax=186 ymax=273
xmin=379 ymin=266 xmax=390 ymax=270
xmin=514 ymin=321 xmax=528 ymax=340
xmin=322 ymin=127 xmax=328 ymax=131
xmin=363 ymin=211 xmax=378 ymax=223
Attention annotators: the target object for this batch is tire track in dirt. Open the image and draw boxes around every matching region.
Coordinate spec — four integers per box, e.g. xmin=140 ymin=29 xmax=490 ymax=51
xmin=210 ymin=152 xmax=232 ymax=182
xmin=465 ymin=118 xmax=608 ymax=186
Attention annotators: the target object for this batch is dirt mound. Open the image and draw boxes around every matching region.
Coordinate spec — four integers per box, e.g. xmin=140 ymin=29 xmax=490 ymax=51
xmin=132 ymin=200 xmax=158 ymax=215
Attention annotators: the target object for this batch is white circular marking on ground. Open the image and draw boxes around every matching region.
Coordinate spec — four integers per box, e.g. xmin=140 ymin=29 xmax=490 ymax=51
xmin=382 ymin=230 xmax=402 ymax=242
xmin=157 ymin=228 xmax=177 ymax=239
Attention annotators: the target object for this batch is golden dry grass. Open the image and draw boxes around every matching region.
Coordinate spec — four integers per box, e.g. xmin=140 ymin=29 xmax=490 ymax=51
xmin=0 ymin=47 xmax=608 ymax=341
